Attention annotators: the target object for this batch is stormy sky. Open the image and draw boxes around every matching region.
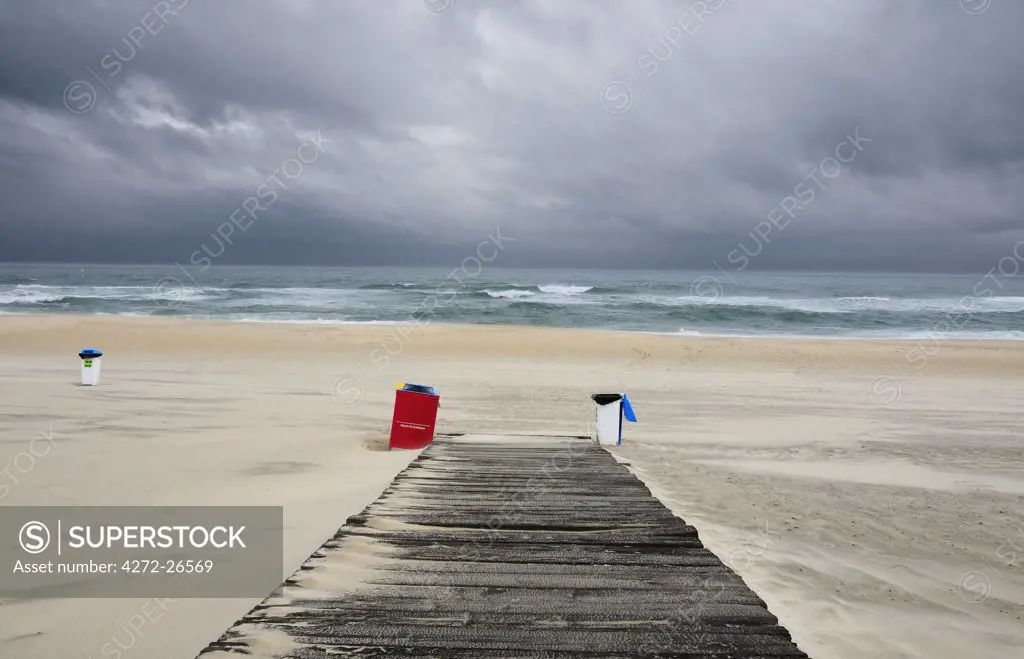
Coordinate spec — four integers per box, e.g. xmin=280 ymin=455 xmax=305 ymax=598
xmin=1 ymin=0 xmax=1022 ymax=271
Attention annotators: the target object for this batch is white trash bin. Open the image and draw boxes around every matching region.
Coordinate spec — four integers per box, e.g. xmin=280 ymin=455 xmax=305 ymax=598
xmin=79 ymin=349 xmax=103 ymax=386
xmin=591 ymin=393 xmax=637 ymax=446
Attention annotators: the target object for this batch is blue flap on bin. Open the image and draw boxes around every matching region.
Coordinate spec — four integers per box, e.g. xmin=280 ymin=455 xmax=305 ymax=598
xmin=400 ymin=383 xmax=438 ymax=396
xmin=622 ymin=394 xmax=637 ymax=422
xmin=79 ymin=349 xmax=103 ymax=359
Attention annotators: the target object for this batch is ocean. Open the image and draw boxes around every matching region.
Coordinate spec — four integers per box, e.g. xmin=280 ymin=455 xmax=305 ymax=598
xmin=2 ymin=263 xmax=1023 ymax=340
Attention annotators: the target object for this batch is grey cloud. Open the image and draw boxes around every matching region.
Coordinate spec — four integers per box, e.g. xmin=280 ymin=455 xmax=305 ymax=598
xmin=1 ymin=0 xmax=1023 ymax=272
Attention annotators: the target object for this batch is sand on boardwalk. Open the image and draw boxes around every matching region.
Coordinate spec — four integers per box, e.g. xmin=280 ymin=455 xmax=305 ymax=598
xmin=0 ymin=314 xmax=1022 ymax=659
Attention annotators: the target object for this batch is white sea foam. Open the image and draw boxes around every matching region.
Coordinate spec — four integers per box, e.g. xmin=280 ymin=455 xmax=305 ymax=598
xmin=482 ymin=289 xmax=535 ymax=299
xmin=220 ymin=287 xmax=357 ymax=308
xmin=640 ymin=327 xmax=1024 ymax=341
xmin=230 ymin=316 xmax=403 ymax=326
xmin=6 ymin=273 xmax=1024 ymax=341
xmin=0 ymin=284 xmax=222 ymax=304
xmin=149 ymin=287 xmax=213 ymax=302
xmin=645 ymin=294 xmax=1024 ymax=314
xmin=0 ymin=288 xmax=64 ymax=304
xmin=538 ymin=284 xmax=593 ymax=295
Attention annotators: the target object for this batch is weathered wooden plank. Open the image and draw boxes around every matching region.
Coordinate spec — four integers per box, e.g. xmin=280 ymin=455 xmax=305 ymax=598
xmin=195 ymin=436 xmax=809 ymax=658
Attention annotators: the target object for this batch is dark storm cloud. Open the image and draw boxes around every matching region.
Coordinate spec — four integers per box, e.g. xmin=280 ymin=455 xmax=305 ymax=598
xmin=1 ymin=0 xmax=1023 ymax=271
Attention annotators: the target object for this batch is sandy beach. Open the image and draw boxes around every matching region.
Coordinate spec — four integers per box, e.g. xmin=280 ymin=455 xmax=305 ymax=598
xmin=1 ymin=314 xmax=1023 ymax=658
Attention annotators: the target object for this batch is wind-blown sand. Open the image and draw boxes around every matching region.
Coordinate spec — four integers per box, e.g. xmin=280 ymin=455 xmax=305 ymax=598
xmin=1 ymin=315 xmax=1022 ymax=658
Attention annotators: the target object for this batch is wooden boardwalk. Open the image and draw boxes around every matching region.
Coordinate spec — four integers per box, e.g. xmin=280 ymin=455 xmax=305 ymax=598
xmin=197 ymin=435 xmax=809 ymax=658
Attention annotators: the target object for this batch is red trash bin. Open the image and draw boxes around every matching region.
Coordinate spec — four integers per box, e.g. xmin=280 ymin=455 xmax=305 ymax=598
xmin=389 ymin=383 xmax=440 ymax=450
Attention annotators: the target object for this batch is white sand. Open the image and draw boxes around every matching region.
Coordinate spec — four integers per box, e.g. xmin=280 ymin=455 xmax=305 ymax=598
xmin=1 ymin=315 xmax=1022 ymax=658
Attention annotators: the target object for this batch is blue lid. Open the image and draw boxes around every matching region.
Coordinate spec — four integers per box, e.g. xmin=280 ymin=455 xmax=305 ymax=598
xmin=79 ymin=349 xmax=103 ymax=358
xmin=400 ymin=383 xmax=438 ymax=396
xmin=622 ymin=393 xmax=637 ymax=423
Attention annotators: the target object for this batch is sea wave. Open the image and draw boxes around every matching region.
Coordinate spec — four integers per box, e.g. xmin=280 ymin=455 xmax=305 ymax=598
xmin=0 ymin=275 xmax=39 ymax=286
xmin=4 ymin=274 xmax=1024 ymax=340
xmin=538 ymin=284 xmax=593 ymax=295
xmin=836 ymin=296 xmax=891 ymax=302
xmin=358 ymin=282 xmax=420 ymax=290
xmin=653 ymin=328 xmax=1024 ymax=341
xmin=481 ymin=289 xmax=535 ymax=299
xmin=0 ymin=288 xmax=64 ymax=304
xmin=230 ymin=316 xmax=404 ymax=325
xmin=636 ymin=294 xmax=1024 ymax=315
xmin=0 ymin=284 xmax=223 ymax=303
xmin=477 ymin=285 xmax=598 ymax=299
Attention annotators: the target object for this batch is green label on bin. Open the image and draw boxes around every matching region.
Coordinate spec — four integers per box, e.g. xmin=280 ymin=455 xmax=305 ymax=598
xmin=84 ymin=360 xmax=93 ymax=368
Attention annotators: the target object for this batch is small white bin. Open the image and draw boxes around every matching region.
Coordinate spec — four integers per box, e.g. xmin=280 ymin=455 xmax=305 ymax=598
xmin=591 ymin=393 xmax=636 ymax=446
xmin=79 ymin=349 xmax=103 ymax=386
